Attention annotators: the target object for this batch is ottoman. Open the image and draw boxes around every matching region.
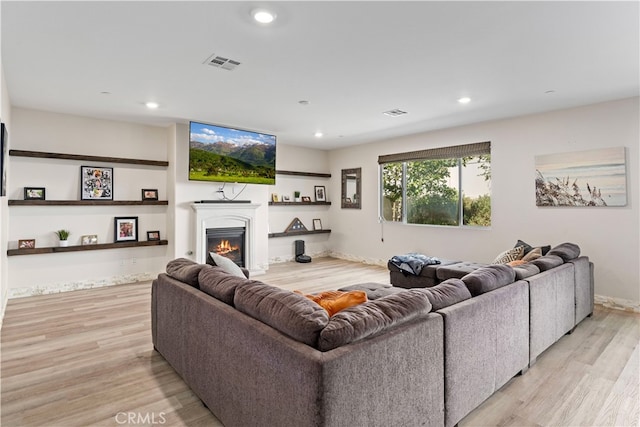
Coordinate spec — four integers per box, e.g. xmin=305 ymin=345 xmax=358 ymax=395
xmin=388 ymin=259 xmax=461 ymax=288
xmin=435 ymin=261 xmax=488 ymax=281
xmin=338 ymin=282 xmax=404 ymax=300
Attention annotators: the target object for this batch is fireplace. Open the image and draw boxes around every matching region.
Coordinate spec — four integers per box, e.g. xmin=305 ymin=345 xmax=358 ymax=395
xmin=207 ymin=227 xmax=246 ymax=267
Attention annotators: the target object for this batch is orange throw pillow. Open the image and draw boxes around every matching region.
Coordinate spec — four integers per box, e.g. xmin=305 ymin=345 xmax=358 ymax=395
xmin=507 ymin=260 xmax=528 ymax=267
xmin=295 ymin=290 xmax=367 ymax=316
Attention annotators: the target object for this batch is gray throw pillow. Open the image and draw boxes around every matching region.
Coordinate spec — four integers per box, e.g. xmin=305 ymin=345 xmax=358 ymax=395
xmin=318 ymin=289 xmax=432 ymax=352
xmin=166 ymin=258 xmax=209 ymax=288
xmin=208 ymin=252 xmax=246 ymax=278
xmin=423 ymin=278 xmax=472 ymax=311
xmin=199 ymin=266 xmax=250 ymax=305
xmin=547 ymin=242 xmax=581 ymax=261
xmin=461 ymin=264 xmax=516 ymax=296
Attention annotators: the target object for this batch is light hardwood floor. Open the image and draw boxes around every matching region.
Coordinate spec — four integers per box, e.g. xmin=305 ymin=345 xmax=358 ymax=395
xmin=1 ymin=257 xmax=638 ymax=427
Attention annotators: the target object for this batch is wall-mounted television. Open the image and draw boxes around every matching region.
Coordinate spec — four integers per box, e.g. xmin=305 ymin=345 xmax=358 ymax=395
xmin=189 ymin=121 xmax=276 ymax=185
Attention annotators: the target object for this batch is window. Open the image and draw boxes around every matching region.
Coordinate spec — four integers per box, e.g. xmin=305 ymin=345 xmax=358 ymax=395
xmin=380 ymin=142 xmax=491 ymax=227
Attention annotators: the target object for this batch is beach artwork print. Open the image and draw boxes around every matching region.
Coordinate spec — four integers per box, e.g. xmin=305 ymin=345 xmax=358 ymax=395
xmin=535 ymin=147 xmax=626 ymax=207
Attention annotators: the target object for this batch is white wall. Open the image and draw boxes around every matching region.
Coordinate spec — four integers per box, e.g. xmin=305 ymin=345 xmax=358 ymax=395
xmin=0 ymin=60 xmax=11 ymax=320
xmin=328 ymin=97 xmax=639 ymax=304
xmin=7 ymin=108 xmax=170 ymax=295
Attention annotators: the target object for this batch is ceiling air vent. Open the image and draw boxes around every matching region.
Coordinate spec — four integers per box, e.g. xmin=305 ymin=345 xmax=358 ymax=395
xmin=204 ymin=54 xmax=241 ymax=71
xmin=383 ymin=109 xmax=408 ymax=117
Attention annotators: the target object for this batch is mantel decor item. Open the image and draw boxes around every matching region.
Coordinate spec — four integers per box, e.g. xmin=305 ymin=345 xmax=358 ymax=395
xmin=301 ymin=196 xmax=311 ymax=202
xmin=285 ymin=217 xmax=308 ymax=233
xmin=114 ymin=216 xmax=138 ymax=242
xmin=314 ymin=186 xmax=326 ymax=202
xmin=81 ymin=166 xmax=113 ymax=200
xmin=142 ymin=189 xmax=158 ymax=201
xmin=313 ymin=219 xmax=323 ymax=230
xmin=18 ymin=239 xmax=35 ymax=249
xmin=55 ymin=229 xmax=70 ymax=247
xmin=24 ymin=187 xmax=46 ymax=200
xmin=147 ymin=230 xmax=160 ymax=241
xmin=81 ymin=234 xmax=98 ymax=245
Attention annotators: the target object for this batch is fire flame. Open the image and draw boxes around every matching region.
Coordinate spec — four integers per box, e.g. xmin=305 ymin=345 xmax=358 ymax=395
xmin=216 ymin=239 xmax=239 ymax=255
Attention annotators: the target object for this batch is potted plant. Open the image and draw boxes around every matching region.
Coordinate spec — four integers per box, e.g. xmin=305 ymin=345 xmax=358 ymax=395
xmin=294 ymin=191 xmax=301 ymax=202
xmin=55 ymin=229 xmax=71 ymax=247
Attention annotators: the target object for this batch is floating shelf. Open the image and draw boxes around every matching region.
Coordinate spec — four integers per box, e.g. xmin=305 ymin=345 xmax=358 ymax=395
xmin=7 ymin=240 xmax=169 ymax=256
xmin=9 ymin=149 xmax=169 ymax=167
xmin=268 ymin=229 xmax=331 ymax=238
xmin=9 ymin=200 xmax=168 ymax=206
xmin=268 ymin=201 xmax=331 ymax=206
xmin=275 ymin=170 xmax=331 ymax=178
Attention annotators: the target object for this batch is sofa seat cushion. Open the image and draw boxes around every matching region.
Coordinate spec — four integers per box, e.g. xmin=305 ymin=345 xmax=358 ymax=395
xmin=318 ymin=289 xmax=433 ymax=351
xmin=339 ymin=283 xmax=404 ymax=300
xmin=461 ymin=264 xmax=516 ymax=296
xmin=547 ymin=242 xmax=581 ymax=261
xmin=511 ymin=262 xmax=541 ymax=280
xmin=166 ymin=258 xmax=209 ymax=288
xmin=299 ymin=290 xmax=368 ymax=316
xmin=436 ymin=262 xmax=488 ymax=281
xmin=422 ymin=278 xmax=472 ymax=311
xmin=530 ymin=254 xmax=564 ymax=271
xmin=234 ymin=282 xmax=330 ymax=347
xmin=199 ymin=265 xmax=253 ymax=305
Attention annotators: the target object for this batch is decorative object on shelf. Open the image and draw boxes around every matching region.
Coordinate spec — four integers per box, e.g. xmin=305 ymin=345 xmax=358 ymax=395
xmin=114 ymin=216 xmax=138 ymax=242
xmin=341 ymin=167 xmax=361 ymax=209
xmin=18 ymin=239 xmax=35 ymax=249
xmin=147 ymin=230 xmax=160 ymax=241
xmin=282 ymin=195 xmax=291 ymax=202
xmin=271 ymin=193 xmax=279 ymax=202
xmin=285 ymin=217 xmax=308 ymax=233
xmin=142 ymin=189 xmax=158 ymax=201
xmin=1 ymin=122 xmax=8 ymax=197
xmin=535 ymin=146 xmax=627 ymax=207
xmin=313 ymin=219 xmax=322 ymax=230
xmin=314 ymin=186 xmax=326 ymax=202
xmin=294 ymin=191 xmax=301 ymax=202
xmin=301 ymin=196 xmax=311 ymax=202
xmin=24 ymin=187 xmax=46 ymax=200
xmin=55 ymin=229 xmax=71 ymax=247
xmin=81 ymin=234 xmax=98 ymax=245
xmin=81 ymin=166 xmax=113 ymax=200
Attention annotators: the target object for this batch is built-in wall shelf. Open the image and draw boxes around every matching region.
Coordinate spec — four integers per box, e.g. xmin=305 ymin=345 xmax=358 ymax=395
xmin=275 ymin=170 xmax=331 ymax=178
xmin=9 ymin=149 xmax=169 ymax=167
xmin=9 ymin=200 xmax=168 ymax=206
xmin=268 ymin=230 xmax=331 ymax=238
xmin=7 ymin=239 xmax=169 ymax=256
xmin=268 ymin=201 xmax=331 ymax=206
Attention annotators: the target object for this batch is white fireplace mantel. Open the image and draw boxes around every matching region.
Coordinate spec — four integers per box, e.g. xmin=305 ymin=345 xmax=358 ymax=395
xmin=191 ymin=202 xmax=266 ymax=275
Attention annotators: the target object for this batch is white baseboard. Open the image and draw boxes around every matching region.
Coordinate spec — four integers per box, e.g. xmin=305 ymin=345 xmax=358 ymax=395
xmin=594 ymin=294 xmax=640 ymax=314
xmin=328 ymin=251 xmax=388 ymax=267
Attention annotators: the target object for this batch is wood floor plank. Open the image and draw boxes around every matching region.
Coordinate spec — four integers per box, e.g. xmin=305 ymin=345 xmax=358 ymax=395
xmin=1 ymin=257 xmax=638 ymax=427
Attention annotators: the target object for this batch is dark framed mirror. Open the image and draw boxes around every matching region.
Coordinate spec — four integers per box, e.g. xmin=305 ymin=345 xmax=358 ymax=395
xmin=341 ymin=167 xmax=361 ymax=209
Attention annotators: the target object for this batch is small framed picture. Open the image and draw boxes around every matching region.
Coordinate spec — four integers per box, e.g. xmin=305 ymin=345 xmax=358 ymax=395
xmin=18 ymin=239 xmax=36 ymax=249
xmin=271 ymin=193 xmax=279 ymax=202
xmin=81 ymin=234 xmax=98 ymax=245
xmin=24 ymin=187 xmax=46 ymax=200
xmin=114 ymin=217 xmax=138 ymax=242
xmin=81 ymin=166 xmax=113 ymax=200
xmin=301 ymin=196 xmax=311 ymax=202
xmin=147 ymin=230 xmax=160 ymax=241
xmin=313 ymin=219 xmax=323 ymax=230
xmin=314 ymin=186 xmax=326 ymax=202
xmin=282 ymin=195 xmax=291 ymax=202
xmin=142 ymin=189 xmax=158 ymax=201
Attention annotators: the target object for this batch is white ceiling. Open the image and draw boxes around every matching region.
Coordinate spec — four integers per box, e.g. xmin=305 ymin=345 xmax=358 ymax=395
xmin=2 ymin=1 xmax=638 ymax=150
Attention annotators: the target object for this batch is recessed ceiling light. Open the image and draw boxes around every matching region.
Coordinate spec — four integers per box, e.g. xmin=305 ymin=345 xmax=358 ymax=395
xmin=314 ymin=132 xmax=324 ymax=138
xmin=298 ymin=100 xmax=310 ymax=106
xmin=252 ymin=9 xmax=276 ymax=24
xmin=458 ymin=97 xmax=471 ymax=104
xmin=383 ymin=109 xmax=408 ymax=117
xmin=145 ymin=102 xmax=159 ymax=109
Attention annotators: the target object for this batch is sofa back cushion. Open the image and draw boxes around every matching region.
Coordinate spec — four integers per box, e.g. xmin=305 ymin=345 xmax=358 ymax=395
xmin=461 ymin=264 xmax=516 ymax=296
xmin=547 ymin=242 xmax=580 ymax=261
xmin=199 ymin=266 xmax=253 ymax=305
xmin=318 ymin=289 xmax=432 ymax=351
xmin=511 ymin=262 xmax=541 ymax=280
xmin=530 ymin=254 xmax=564 ymax=271
xmin=423 ymin=278 xmax=472 ymax=311
xmin=234 ymin=282 xmax=330 ymax=347
xmin=166 ymin=258 xmax=209 ymax=288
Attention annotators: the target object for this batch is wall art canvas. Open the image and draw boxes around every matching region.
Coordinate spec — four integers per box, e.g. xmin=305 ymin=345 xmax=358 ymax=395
xmin=81 ymin=166 xmax=113 ymax=200
xmin=535 ymin=147 xmax=626 ymax=207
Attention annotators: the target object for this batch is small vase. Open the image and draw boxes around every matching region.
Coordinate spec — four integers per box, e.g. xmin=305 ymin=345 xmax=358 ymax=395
xmin=59 ymin=240 xmax=69 ymax=247
xmin=295 ymin=197 xmax=301 ymax=202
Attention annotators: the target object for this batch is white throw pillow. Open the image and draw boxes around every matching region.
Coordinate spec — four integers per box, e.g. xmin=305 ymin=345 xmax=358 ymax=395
xmin=492 ymin=245 xmax=525 ymax=264
xmin=209 ymin=252 xmax=246 ymax=278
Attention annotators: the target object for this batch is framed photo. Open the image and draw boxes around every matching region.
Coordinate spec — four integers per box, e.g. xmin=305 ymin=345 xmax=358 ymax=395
xmin=282 ymin=195 xmax=291 ymax=202
xmin=18 ymin=239 xmax=36 ymax=249
xmin=301 ymin=196 xmax=311 ymax=202
xmin=81 ymin=166 xmax=113 ymax=200
xmin=24 ymin=187 xmax=46 ymax=200
xmin=114 ymin=217 xmax=138 ymax=242
xmin=314 ymin=186 xmax=326 ymax=202
xmin=142 ymin=189 xmax=158 ymax=201
xmin=147 ymin=230 xmax=161 ymax=241
xmin=81 ymin=234 xmax=98 ymax=245
xmin=271 ymin=193 xmax=279 ymax=202
xmin=313 ymin=219 xmax=323 ymax=230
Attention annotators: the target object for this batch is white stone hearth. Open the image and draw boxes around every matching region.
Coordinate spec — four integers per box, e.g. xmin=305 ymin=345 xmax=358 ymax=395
xmin=191 ymin=202 xmax=267 ymax=276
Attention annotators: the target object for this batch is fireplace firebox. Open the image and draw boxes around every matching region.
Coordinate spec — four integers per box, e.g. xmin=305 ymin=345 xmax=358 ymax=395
xmin=206 ymin=227 xmax=246 ymax=267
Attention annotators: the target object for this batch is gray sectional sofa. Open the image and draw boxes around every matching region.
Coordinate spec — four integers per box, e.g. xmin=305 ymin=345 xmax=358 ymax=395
xmin=151 ymin=242 xmax=593 ymax=427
